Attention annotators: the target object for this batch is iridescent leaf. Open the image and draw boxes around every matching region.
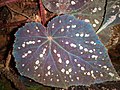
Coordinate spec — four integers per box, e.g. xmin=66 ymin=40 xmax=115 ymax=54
xmin=13 ymin=15 xmax=119 ymax=89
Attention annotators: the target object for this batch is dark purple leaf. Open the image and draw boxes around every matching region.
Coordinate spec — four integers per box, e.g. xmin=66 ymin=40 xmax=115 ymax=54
xmin=96 ymin=0 xmax=120 ymax=45
xmin=13 ymin=15 xmax=120 ymax=88
xmin=43 ymin=0 xmax=90 ymax=14
xmin=43 ymin=0 xmax=106 ymax=31
xmin=73 ymin=0 xmax=106 ymax=31
xmin=102 ymin=0 xmax=120 ymax=29
xmin=96 ymin=0 xmax=120 ymax=34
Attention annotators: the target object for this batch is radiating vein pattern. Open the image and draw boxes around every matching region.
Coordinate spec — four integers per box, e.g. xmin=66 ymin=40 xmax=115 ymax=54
xmin=13 ymin=15 xmax=120 ymax=88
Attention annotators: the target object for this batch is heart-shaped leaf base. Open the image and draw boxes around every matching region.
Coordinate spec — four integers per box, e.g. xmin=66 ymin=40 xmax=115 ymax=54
xmin=13 ymin=15 xmax=119 ymax=88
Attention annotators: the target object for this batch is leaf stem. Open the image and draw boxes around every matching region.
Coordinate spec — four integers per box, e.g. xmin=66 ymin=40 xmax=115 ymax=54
xmin=39 ymin=0 xmax=46 ymax=25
